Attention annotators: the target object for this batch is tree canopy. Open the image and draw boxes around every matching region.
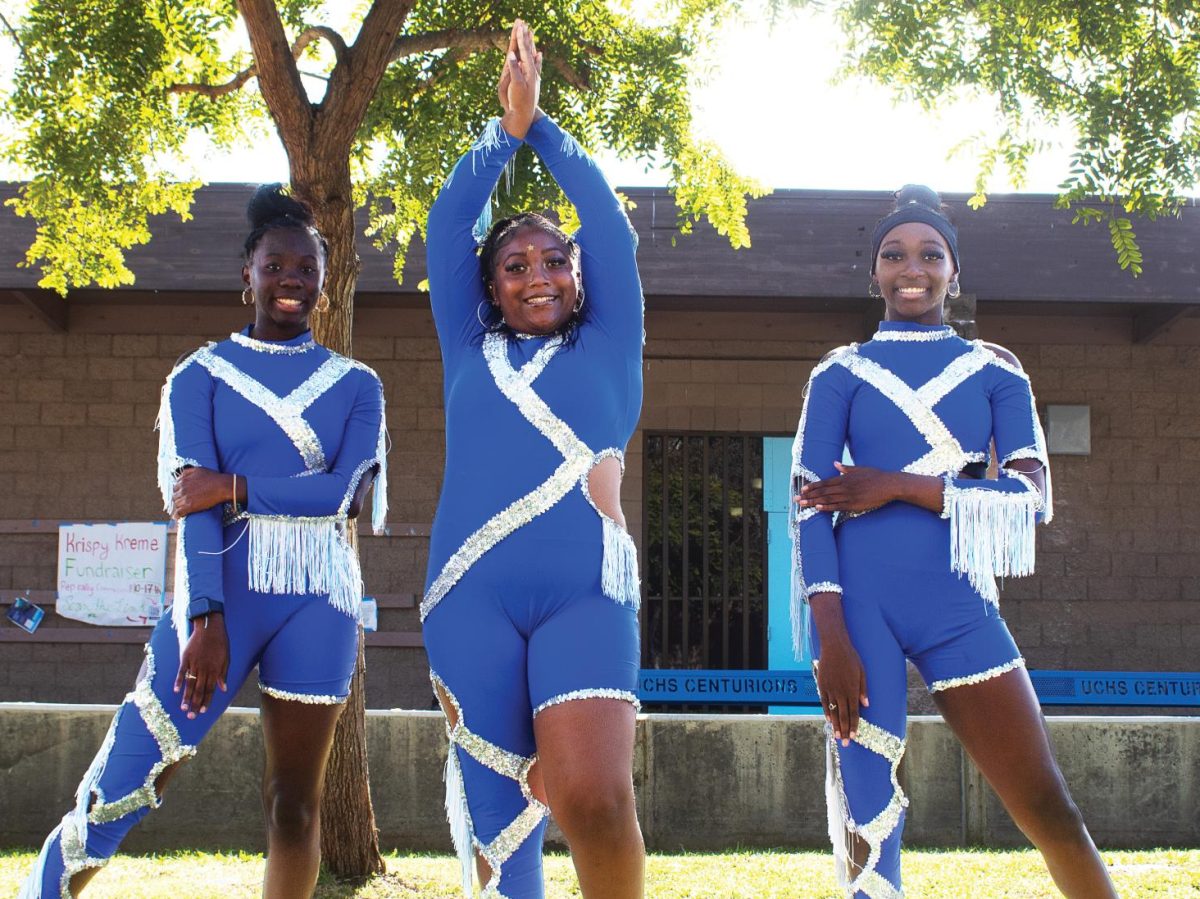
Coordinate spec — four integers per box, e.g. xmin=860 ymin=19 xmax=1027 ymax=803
xmin=820 ymin=0 xmax=1200 ymax=275
xmin=1 ymin=0 xmax=763 ymax=294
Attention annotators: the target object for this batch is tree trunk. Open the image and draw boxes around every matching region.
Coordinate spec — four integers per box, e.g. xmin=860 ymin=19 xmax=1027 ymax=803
xmin=297 ymin=162 xmax=386 ymax=878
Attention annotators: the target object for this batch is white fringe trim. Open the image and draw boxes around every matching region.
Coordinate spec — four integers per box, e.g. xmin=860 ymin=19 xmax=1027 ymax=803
xmin=171 ymin=518 xmax=191 ymax=655
xmin=246 ymin=517 xmax=362 ymax=617
xmin=601 ymin=517 xmax=641 ymax=608
xmin=371 ymin=407 xmax=390 ymax=534
xmin=941 ymin=475 xmax=1040 ymax=605
xmin=445 ymin=737 xmax=475 ymax=895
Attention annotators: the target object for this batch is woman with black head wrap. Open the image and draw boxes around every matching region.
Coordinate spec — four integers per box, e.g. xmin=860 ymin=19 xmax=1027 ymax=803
xmin=789 ymin=186 xmax=1116 ymax=897
xmin=22 ymin=184 xmax=388 ymax=899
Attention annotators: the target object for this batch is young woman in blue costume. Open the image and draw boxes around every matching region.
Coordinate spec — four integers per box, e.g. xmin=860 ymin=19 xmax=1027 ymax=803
xmin=22 ymin=185 xmax=388 ymax=899
xmin=421 ymin=20 xmax=644 ymax=899
xmin=791 ymin=186 xmax=1117 ymax=898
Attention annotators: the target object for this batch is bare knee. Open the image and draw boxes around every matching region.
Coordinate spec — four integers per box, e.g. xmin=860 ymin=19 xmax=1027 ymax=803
xmin=551 ymin=775 xmax=636 ymax=843
xmin=1014 ymin=779 xmax=1089 ymax=848
xmin=263 ymin=780 xmax=320 ymax=846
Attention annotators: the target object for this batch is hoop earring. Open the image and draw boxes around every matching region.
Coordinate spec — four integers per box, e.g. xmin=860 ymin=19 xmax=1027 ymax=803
xmin=867 ymin=279 xmax=883 ymax=299
xmin=476 ymin=300 xmax=499 ymax=330
xmin=573 ymin=287 xmax=585 ymax=313
xmin=241 ymin=287 xmax=253 ymax=306
xmin=316 ymin=291 xmax=331 ymax=313
xmin=946 ymin=279 xmax=961 ymax=299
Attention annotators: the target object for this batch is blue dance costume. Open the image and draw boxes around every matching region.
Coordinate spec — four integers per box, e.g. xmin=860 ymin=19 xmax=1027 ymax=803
xmin=790 ymin=321 xmax=1052 ymax=899
xmin=22 ymin=327 xmax=387 ymax=899
xmin=422 ymin=116 xmax=643 ymax=899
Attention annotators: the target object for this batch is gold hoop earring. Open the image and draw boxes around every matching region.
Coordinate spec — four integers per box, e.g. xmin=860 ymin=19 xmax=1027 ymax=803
xmin=316 ymin=291 xmax=331 ymax=313
xmin=241 ymin=287 xmax=253 ymax=306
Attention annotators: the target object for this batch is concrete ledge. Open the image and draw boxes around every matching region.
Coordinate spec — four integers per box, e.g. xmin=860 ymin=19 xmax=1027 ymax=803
xmin=2 ymin=704 xmax=1196 ymax=851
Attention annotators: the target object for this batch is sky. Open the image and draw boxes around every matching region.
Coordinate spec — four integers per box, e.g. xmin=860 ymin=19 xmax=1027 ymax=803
xmin=1 ymin=5 xmax=1078 ymax=195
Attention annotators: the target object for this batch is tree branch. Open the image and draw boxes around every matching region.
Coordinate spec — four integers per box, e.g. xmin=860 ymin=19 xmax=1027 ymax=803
xmin=317 ymin=0 xmax=413 ymax=157
xmin=387 ymin=28 xmax=591 ymax=90
xmin=0 ymin=10 xmax=26 ymax=61
xmin=168 ymin=25 xmax=341 ymax=97
xmin=234 ymin=0 xmax=317 ymax=158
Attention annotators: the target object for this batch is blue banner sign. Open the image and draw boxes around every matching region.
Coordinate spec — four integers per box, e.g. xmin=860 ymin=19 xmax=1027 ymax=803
xmin=638 ymin=669 xmax=1200 ymax=707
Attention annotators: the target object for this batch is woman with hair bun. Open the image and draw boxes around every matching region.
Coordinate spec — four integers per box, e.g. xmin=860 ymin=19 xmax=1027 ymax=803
xmin=791 ymin=186 xmax=1116 ymax=898
xmin=23 ymin=184 xmax=388 ymax=899
xmin=420 ymin=19 xmax=645 ymax=899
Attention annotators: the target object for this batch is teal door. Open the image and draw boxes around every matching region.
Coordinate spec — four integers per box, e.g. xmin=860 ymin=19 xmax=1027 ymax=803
xmin=763 ymin=436 xmax=817 ymax=715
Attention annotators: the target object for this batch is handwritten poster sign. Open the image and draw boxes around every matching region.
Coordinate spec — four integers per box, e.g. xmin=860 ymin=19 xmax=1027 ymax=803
xmin=57 ymin=522 xmax=168 ymax=626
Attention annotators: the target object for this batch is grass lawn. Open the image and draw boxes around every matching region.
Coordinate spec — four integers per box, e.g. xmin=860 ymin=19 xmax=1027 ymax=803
xmin=2 ymin=848 xmax=1197 ymax=897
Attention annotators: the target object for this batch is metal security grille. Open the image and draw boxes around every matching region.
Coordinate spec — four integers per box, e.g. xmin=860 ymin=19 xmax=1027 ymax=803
xmin=642 ymin=433 xmax=767 ymax=681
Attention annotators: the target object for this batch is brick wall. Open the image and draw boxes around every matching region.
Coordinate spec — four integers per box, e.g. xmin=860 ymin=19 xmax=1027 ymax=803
xmin=1 ymin=299 xmax=1197 ymax=710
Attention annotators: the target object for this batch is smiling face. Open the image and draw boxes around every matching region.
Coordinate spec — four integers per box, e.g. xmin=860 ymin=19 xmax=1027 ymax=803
xmin=487 ymin=226 xmax=580 ymax=336
xmin=243 ymin=227 xmax=325 ymax=341
xmin=873 ymin=221 xmax=958 ymax=325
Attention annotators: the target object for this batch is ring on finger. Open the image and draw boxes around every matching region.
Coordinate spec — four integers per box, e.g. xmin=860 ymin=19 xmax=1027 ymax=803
xmin=828 ymin=702 xmax=837 ymax=710
xmin=184 ymin=673 xmax=198 ymax=680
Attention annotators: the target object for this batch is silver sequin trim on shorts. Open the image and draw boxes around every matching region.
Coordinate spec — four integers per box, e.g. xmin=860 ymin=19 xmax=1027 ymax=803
xmin=260 ymin=683 xmax=346 ymax=705
xmin=532 ymin=687 xmax=641 ymax=717
xmin=929 ymin=657 xmax=1025 ymax=693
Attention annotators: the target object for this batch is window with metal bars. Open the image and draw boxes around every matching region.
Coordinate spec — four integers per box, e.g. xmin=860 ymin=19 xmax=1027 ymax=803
xmin=641 ymin=433 xmax=767 ymax=697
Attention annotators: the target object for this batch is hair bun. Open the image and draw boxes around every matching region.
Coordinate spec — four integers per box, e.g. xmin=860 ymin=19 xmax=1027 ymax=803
xmin=893 ymin=184 xmax=943 ymax=212
xmin=246 ymin=183 xmax=314 ymax=230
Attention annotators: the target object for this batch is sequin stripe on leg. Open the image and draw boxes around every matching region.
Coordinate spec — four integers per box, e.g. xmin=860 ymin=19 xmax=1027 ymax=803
xmin=85 ymin=645 xmax=197 ymax=823
xmin=825 ymin=719 xmax=907 ymax=899
xmin=431 ymin=672 xmax=549 ymax=899
xmin=478 ymin=756 xmax=550 ymax=899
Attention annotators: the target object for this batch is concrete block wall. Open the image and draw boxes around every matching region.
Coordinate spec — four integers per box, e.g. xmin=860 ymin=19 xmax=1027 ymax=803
xmin=1 ymin=300 xmax=1198 ymax=711
xmin=2 ymin=705 xmax=1197 ymax=852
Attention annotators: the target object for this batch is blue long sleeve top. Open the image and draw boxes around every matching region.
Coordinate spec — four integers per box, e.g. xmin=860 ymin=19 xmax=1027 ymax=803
xmin=421 ymin=115 xmax=644 ymax=619
xmin=157 ymin=327 xmax=387 ymax=634
xmin=790 ymin=321 xmax=1052 ymax=647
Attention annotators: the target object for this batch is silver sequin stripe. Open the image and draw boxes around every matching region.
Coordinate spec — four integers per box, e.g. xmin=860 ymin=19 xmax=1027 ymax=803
xmin=929 ymin=657 xmax=1026 ymax=693
xmin=193 ymin=347 xmax=354 ymax=472
xmin=431 ymin=672 xmax=548 ymax=897
xmin=420 ymin=456 xmax=590 ymax=621
xmin=871 ymin=326 xmax=956 ymax=342
xmin=533 ymin=688 xmax=641 ymax=718
xmin=420 ymin=333 xmax=586 ymax=620
xmin=827 ymin=717 xmax=908 ymax=898
xmin=834 ymin=349 xmax=976 ymax=478
xmin=484 ymin=333 xmax=583 ymax=458
xmin=88 ymin=645 xmax=197 ymax=824
xmin=260 ymin=684 xmax=347 ymax=705
xmin=804 ymin=581 xmax=842 ymax=599
xmin=230 ymin=331 xmax=317 ymax=354
xmin=916 ymin=345 xmax=991 ymax=407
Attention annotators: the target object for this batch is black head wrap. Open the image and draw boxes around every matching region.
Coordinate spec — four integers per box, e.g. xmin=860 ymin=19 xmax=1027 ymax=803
xmin=870 ymin=185 xmax=959 ymax=274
